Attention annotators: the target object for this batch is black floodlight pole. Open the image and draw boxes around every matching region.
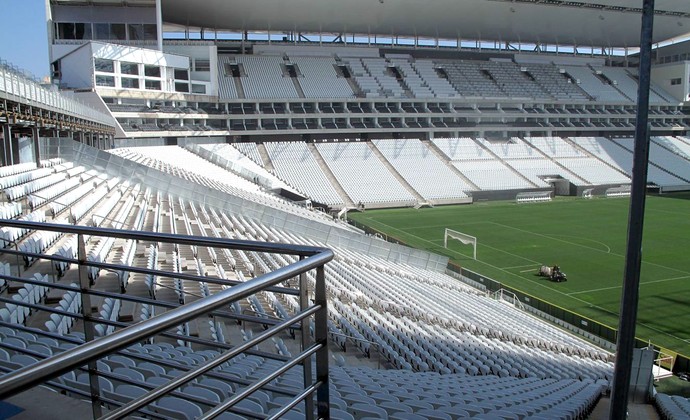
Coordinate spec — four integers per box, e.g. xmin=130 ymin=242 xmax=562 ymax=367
xmin=609 ymin=0 xmax=655 ymax=418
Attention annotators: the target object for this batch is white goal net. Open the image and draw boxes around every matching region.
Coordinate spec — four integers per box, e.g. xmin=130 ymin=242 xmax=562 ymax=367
xmin=444 ymin=228 xmax=477 ymax=260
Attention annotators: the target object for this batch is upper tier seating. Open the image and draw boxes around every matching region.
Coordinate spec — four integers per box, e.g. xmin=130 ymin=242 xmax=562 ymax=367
xmin=561 ymin=66 xmax=629 ymax=103
xmin=437 ymin=60 xmax=504 ymax=98
xmin=217 ymin=55 xmax=240 ymax=99
xmin=290 ymin=56 xmax=354 ymax=98
xmin=388 ymin=56 xmax=435 ymax=99
xmin=411 ymin=60 xmax=459 ymax=98
xmin=522 ymin=63 xmax=590 ymax=101
xmin=234 ymin=55 xmax=300 ymax=99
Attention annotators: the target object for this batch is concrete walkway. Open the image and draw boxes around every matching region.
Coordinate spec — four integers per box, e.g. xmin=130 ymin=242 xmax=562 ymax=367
xmin=589 ymin=397 xmax=660 ymax=419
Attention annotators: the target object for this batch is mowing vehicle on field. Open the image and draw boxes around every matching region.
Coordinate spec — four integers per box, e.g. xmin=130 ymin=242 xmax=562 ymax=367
xmin=538 ymin=265 xmax=567 ymax=282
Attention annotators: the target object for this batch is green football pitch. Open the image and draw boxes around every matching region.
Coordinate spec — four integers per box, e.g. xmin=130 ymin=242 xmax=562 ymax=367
xmin=349 ymin=193 xmax=690 ymax=357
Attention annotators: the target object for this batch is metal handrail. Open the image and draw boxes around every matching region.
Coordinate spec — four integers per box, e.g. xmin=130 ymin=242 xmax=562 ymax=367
xmin=0 ymin=219 xmax=333 ymax=419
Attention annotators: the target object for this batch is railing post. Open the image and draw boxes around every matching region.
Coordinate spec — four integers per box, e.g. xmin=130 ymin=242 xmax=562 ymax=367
xmin=314 ymin=264 xmax=330 ymax=419
xmin=299 ymin=256 xmax=315 ymax=418
xmin=77 ymin=233 xmax=102 ymax=418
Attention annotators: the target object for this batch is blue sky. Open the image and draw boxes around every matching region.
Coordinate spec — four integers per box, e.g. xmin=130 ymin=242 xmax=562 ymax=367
xmin=0 ymin=1 xmax=49 ymax=79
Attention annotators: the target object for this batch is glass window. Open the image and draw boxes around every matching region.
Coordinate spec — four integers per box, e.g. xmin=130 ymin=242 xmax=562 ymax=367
xmin=192 ymin=84 xmax=206 ymax=94
xmin=175 ymin=82 xmax=189 ymax=93
xmin=144 ymin=65 xmax=161 ymax=77
xmin=94 ymin=23 xmax=110 ymax=40
xmin=671 ymin=78 xmax=682 ymax=86
xmin=194 ymin=59 xmax=210 ymax=72
xmin=95 ymin=75 xmax=115 ymax=87
xmin=121 ymin=77 xmax=140 ymax=89
xmin=95 ymin=58 xmax=114 ymax=73
xmin=121 ymin=62 xmax=139 ymax=75
xmin=143 ymin=24 xmax=158 ymax=41
xmin=128 ymin=24 xmax=144 ymax=41
xmin=145 ymin=80 xmax=161 ymax=90
xmin=57 ymin=23 xmax=76 ymax=40
xmin=111 ymin=24 xmax=126 ymax=40
xmin=75 ymin=23 xmax=92 ymax=40
xmin=57 ymin=23 xmax=92 ymax=40
xmin=174 ymin=69 xmax=189 ymax=80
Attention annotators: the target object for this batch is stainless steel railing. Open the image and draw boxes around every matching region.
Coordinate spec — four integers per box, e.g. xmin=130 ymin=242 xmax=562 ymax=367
xmin=0 ymin=219 xmax=333 ymax=419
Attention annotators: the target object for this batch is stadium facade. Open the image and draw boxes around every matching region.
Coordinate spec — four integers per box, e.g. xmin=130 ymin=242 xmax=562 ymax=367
xmin=0 ymin=0 xmax=688 ymax=418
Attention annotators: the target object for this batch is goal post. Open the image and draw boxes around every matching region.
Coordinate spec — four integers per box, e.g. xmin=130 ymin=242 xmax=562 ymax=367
xmin=444 ymin=228 xmax=477 ymax=260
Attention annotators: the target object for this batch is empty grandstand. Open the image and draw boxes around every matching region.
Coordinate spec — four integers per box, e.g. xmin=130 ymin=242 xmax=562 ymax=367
xmin=0 ymin=0 xmax=689 ymax=418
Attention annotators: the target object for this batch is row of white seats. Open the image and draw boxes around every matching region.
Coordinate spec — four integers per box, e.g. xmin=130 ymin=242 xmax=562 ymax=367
xmin=0 ymin=162 xmax=38 ymax=179
xmin=69 ymin=178 xmax=122 ymax=226
xmin=234 ymin=55 xmax=300 ymax=99
xmin=95 ymin=297 xmax=121 ymax=337
xmin=87 ymin=191 xmax=137 ymax=282
xmin=44 ymin=285 xmax=82 ymax=335
xmin=264 ymin=141 xmax=345 ymax=206
xmin=0 ymin=202 xmax=22 ymax=220
xmin=18 ymin=222 xmax=67 ymax=266
xmin=0 ymin=210 xmax=46 ymax=248
xmin=0 ymin=273 xmax=50 ymax=325
xmin=315 ymin=141 xmax=416 ymax=205
xmin=5 ymin=172 xmax=67 ymax=201
xmin=290 ymin=56 xmax=354 ymax=99
xmin=51 ymin=178 xmax=104 ymax=217
xmin=117 ymin=187 xmax=149 ymax=291
xmin=0 ymin=167 xmax=52 ymax=190
xmin=53 ymin=235 xmax=78 ymax=277
xmin=28 ymin=177 xmax=83 ymax=210
xmin=111 ymin=146 xmax=340 ymax=227
xmin=373 ymin=139 xmax=471 ymax=199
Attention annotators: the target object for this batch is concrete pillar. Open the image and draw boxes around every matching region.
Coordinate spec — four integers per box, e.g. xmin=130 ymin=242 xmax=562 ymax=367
xmin=155 ymin=0 xmax=163 ymax=51
xmin=31 ymin=126 xmax=41 ymax=166
xmin=1 ymin=124 xmax=11 ymax=166
xmin=9 ymin=128 xmax=19 ymax=165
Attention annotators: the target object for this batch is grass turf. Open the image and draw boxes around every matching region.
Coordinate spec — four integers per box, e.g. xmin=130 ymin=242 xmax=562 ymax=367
xmin=349 ymin=193 xmax=690 ymax=357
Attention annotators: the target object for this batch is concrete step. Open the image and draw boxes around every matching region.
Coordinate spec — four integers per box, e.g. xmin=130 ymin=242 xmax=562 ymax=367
xmin=308 ymin=143 xmax=355 ymax=208
xmin=256 ymin=143 xmax=275 ymax=172
xmin=423 ymin=139 xmax=480 ymax=190
xmin=367 ymin=142 xmax=425 ymax=203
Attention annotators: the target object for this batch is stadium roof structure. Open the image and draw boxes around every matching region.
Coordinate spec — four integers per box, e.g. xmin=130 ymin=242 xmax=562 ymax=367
xmin=158 ymin=0 xmax=690 ymax=48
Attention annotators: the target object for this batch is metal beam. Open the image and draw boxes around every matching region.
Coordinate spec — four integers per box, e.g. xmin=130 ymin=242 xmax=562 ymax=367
xmin=609 ymin=0 xmax=654 ymax=418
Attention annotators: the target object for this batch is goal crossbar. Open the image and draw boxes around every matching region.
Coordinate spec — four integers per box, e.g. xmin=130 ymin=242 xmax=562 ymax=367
xmin=444 ymin=228 xmax=477 ymax=260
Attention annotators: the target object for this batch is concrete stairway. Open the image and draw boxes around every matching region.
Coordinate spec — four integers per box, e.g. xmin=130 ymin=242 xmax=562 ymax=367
xmin=256 ymin=143 xmax=275 ymax=172
xmin=562 ymin=137 xmax=631 ymax=179
xmin=307 ymin=143 xmax=356 ymax=208
xmin=367 ymin=142 xmax=426 ymax=203
xmin=422 ymin=139 xmax=480 ymax=190
xmin=472 ymin=139 xmax=540 ymax=188
xmin=519 ymin=138 xmax=591 ymax=185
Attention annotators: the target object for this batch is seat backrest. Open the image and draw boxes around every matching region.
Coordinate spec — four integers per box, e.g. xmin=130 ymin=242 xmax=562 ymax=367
xmin=158 ymin=396 xmax=204 ymax=419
